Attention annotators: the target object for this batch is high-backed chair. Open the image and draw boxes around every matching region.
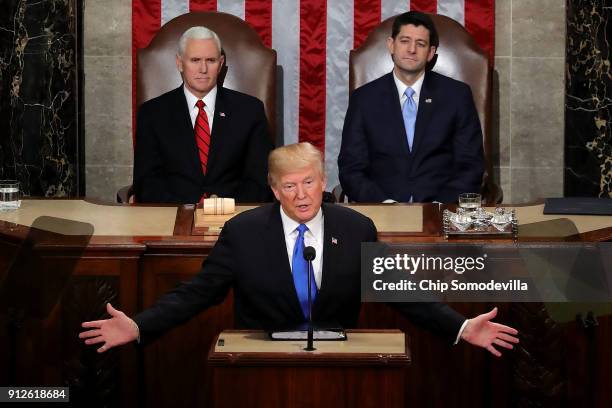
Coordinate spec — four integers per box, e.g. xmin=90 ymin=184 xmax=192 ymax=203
xmin=118 ymin=12 xmax=277 ymax=203
xmin=338 ymin=13 xmax=501 ymax=204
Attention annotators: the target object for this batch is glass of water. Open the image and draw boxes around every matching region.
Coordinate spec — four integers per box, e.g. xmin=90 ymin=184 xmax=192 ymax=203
xmin=458 ymin=193 xmax=481 ymax=213
xmin=0 ymin=180 xmax=21 ymax=211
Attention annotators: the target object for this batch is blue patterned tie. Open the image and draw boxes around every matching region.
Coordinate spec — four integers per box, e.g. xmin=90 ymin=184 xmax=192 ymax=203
xmin=292 ymin=224 xmax=317 ymax=319
xmin=402 ymin=87 xmax=417 ymax=151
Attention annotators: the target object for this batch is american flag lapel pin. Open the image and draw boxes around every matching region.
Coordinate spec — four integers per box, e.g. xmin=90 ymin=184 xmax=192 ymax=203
xmin=425 ymin=98 xmax=432 ymax=103
xmin=331 ymin=237 xmax=338 ymax=245
xmin=219 ymin=112 xmax=226 ymax=117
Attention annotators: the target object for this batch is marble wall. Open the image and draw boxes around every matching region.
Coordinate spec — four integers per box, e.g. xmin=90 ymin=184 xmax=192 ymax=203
xmin=83 ymin=0 xmax=132 ymax=200
xmin=493 ymin=0 xmax=566 ymax=203
xmin=0 ymin=0 xmax=82 ymax=197
xmin=565 ymin=0 xmax=611 ymax=197
xmin=84 ymin=1 xmax=567 ymax=204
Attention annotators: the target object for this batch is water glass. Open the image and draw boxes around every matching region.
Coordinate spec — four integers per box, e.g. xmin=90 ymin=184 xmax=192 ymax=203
xmin=0 ymin=180 xmax=21 ymax=211
xmin=458 ymin=193 xmax=481 ymax=212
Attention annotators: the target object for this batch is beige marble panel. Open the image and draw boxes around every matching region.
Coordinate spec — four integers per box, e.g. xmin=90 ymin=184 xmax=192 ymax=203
xmin=495 ymin=0 xmax=511 ymax=57
xmin=492 ymin=57 xmax=511 ymax=167
xmin=85 ymin=165 xmax=133 ymax=204
xmin=0 ymin=200 xmax=176 ymax=236
xmin=494 ymin=166 xmax=511 ymax=204
xmin=84 ymin=56 xmax=133 ymax=166
xmin=511 ymin=0 xmax=566 ymax=58
xmin=510 ymin=167 xmax=563 ymax=204
xmin=510 ymin=58 xmax=564 ymax=168
xmin=83 ymin=0 xmax=132 ymax=57
xmin=515 ymin=204 xmax=612 ymax=234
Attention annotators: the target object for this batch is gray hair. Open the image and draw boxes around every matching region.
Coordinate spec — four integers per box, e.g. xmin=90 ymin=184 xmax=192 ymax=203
xmin=178 ymin=26 xmax=222 ymax=56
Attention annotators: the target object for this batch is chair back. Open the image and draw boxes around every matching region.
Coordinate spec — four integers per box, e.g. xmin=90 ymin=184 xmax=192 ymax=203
xmin=350 ymin=14 xmax=498 ymax=202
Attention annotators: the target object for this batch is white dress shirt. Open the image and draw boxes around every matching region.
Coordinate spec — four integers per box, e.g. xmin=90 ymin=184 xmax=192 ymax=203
xmin=393 ymin=70 xmax=425 ymax=112
xmin=279 ymin=206 xmax=324 ymax=289
xmin=184 ymin=85 xmax=217 ymax=130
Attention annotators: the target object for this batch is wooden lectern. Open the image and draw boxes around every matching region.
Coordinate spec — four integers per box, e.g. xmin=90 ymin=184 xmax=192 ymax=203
xmin=207 ymin=329 xmax=410 ymax=408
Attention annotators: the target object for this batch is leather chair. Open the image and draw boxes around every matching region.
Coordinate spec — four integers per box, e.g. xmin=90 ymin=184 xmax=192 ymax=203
xmin=337 ymin=13 xmax=501 ymax=204
xmin=117 ymin=12 xmax=277 ymax=203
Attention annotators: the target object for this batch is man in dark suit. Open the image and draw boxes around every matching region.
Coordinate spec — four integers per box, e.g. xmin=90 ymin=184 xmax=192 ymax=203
xmin=338 ymin=12 xmax=484 ymax=203
xmin=81 ymin=142 xmax=517 ymax=357
xmin=133 ymin=26 xmax=272 ymax=204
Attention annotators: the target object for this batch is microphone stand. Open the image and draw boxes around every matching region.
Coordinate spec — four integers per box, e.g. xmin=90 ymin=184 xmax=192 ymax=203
xmin=304 ymin=256 xmax=316 ymax=351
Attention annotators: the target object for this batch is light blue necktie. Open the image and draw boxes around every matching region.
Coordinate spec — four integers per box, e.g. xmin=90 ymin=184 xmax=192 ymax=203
xmin=402 ymin=87 xmax=417 ymax=151
xmin=292 ymin=224 xmax=317 ymax=319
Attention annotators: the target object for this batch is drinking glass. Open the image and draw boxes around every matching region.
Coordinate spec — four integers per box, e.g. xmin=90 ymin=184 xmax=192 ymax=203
xmin=458 ymin=193 xmax=481 ymax=213
xmin=0 ymin=180 xmax=21 ymax=211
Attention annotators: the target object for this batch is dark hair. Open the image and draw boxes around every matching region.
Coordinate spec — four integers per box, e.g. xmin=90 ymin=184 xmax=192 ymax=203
xmin=391 ymin=11 xmax=439 ymax=48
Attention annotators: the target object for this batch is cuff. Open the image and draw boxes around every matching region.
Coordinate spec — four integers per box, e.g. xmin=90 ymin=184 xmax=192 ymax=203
xmin=454 ymin=319 xmax=469 ymax=345
xmin=132 ymin=320 xmax=141 ymax=344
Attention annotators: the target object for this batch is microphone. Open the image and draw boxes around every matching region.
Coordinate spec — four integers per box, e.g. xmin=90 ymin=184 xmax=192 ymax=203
xmin=303 ymin=246 xmax=316 ymax=261
xmin=303 ymin=246 xmax=316 ymax=351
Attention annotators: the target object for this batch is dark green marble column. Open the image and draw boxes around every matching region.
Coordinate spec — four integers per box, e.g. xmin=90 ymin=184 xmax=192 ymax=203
xmin=565 ymin=0 xmax=612 ymax=197
xmin=0 ymin=0 xmax=83 ymax=197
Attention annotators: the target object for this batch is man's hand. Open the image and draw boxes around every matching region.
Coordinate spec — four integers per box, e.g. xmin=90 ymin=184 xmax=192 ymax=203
xmin=79 ymin=303 xmax=139 ymax=353
xmin=461 ymin=307 xmax=519 ymax=357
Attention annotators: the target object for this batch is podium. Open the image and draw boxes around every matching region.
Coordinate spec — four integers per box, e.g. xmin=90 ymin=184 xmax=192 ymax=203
xmin=207 ymin=329 xmax=410 ymax=408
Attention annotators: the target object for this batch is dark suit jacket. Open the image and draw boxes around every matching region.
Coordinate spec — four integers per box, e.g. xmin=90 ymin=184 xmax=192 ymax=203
xmin=133 ymin=85 xmax=273 ymax=203
xmin=338 ymin=71 xmax=484 ymax=203
xmin=134 ymin=203 xmax=465 ymax=344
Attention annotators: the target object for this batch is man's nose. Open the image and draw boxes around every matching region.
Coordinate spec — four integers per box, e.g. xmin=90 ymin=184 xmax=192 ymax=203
xmin=199 ymin=61 xmax=208 ymax=73
xmin=295 ymin=184 xmax=307 ymax=198
xmin=408 ymin=42 xmax=416 ymax=53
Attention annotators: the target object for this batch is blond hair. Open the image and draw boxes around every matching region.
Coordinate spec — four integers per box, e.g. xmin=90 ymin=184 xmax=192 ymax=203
xmin=268 ymin=142 xmax=325 ymax=187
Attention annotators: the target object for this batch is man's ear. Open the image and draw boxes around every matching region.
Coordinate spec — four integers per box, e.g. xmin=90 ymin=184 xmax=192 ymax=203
xmin=271 ymin=185 xmax=281 ymax=202
xmin=427 ymin=46 xmax=437 ymax=62
xmin=218 ymin=54 xmax=225 ymax=72
xmin=176 ymin=54 xmax=183 ymax=73
xmin=386 ymin=36 xmax=394 ymax=55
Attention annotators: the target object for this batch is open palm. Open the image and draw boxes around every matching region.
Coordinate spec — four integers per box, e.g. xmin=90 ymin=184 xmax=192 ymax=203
xmin=79 ymin=303 xmax=139 ymax=353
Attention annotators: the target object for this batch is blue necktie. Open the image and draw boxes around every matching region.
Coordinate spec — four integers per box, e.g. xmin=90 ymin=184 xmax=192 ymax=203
xmin=292 ymin=224 xmax=317 ymax=319
xmin=402 ymin=87 xmax=417 ymax=151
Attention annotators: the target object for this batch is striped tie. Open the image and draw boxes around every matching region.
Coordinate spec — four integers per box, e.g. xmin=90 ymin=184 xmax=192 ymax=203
xmin=195 ymin=100 xmax=211 ymax=175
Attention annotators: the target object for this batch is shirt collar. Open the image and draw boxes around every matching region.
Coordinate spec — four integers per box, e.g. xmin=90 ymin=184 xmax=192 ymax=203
xmin=393 ymin=70 xmax=425 ymax=102
xmin=279 ymin=205 xmax=323 ymax=241
xmin=183 ymin=84 xmax=218 ymax=112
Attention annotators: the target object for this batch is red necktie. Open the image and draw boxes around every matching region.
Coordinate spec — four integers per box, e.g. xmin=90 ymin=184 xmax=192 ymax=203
xmin=195 ymin=100 xmax=211 ymax=175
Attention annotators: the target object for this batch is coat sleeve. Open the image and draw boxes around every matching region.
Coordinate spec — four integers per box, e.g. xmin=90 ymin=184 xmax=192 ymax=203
xmin=234 ymin=99 xmax=273 ymax=203
xmin=133 ymin=221 xmax=237 ymax=344
xmin=338 ymin=91 xmax=389 ymax=202
xmin=133 ymin=103 xmax=174 ymax=203
xmin=438 ymin=84 xmax=484 ymax=203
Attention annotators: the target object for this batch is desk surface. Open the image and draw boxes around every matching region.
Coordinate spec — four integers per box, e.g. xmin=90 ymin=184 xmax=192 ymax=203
xmin=213 ymin=330 xmax=406 ymax=354
xmin=1 ymin=199 xmax=612 ymax=242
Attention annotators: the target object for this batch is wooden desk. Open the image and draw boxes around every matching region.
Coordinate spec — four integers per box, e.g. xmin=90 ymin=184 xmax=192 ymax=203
xmin=1 ymin=200 xmax=611 ymax=407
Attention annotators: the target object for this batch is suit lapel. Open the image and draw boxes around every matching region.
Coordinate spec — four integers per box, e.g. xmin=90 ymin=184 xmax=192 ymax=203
xmin=263 ymin=203 xmax=305 ymax=319
xmin=174 ymin=86 xmax=204 ymax=180
xmin=313 ymin=204 xmax=342 ymax=315
xmin=411 ymin=72 xmax=435 ymax=155
xmin=206 ymin=87 xmax=229 ymax=174
xmin=383 ymin=73 xmax=412 ymax=157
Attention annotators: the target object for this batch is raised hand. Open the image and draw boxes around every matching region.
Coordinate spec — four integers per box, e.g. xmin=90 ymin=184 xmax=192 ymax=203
xmin=461 ymin=307 xmax=519 ymax=357
xmin=79 ymin=303 xmax=139 ymax=353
